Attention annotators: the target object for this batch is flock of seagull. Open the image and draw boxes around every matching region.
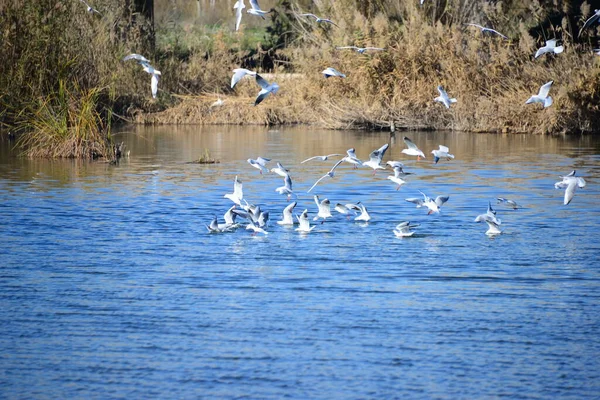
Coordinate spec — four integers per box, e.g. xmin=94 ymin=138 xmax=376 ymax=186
xmin=206 ymin=135 xmax=586 ymax=237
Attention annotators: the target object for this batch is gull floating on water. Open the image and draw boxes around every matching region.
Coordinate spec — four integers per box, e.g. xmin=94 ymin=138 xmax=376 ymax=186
xmin=353 ymin=202 xmax=371 ymax=222
xmin=247 ymin=0 xmax=271 ymax=18
xmin=434 ymin=86 xmax=457 ymax=109
xmin=387 ymin=166 xmax=407 ymax=190
xmin=322 ymin=67 xmax=346 ymax=78
xmin=298 ymin=13 xmax=339 ymax=27
xmin=525 ymin=81 xmax=553 ymax=108
xmin=277 ymin=201 xmax=297 ymax=225
xmin=363 ymin=143 xmax=389 ymax=174
xmin=497 ymin=197 xmax=520 ymax=209
xmin=431 ymin=145 xmax=455 ymax=164
xmin=79 ymin=0 xmax=101 ymax=15
xmin=247 ymin=156 xmax=270 ymax=174
xmin=465 ymin=23 xmax=507 ymax=39
xmin=223 ymin=205 xmax=239 ymax=228
xmin=336 ymin=46 xmax=385 ymax=54
xmin=554 ymin=170 xmax=586 ymax=205
xmin=231 ymin=68 xmax=256 ymax=88
xmin=578 ymin=9 xmax=600 ymax=38
xmin=301 ymin=154 xmax=343 ymax=163
xmin=313 ymin=195 xmax=332 ymax=222
xmin=402 ymin=137 xmax=426 ymax=160
xmin=406 ymin=191 xmax=449 ymax=214
xmin=233 ymin=0 xmax=246 ymax=31
xmin=296 ymin=209 xmax=316 ymax=233
xmin=393 ymin=221 xmax=419 ymax=237
xmin=206 ymin=216 xmax=234 ymax=233
xmin=224 ymin=175 xmax=244 ymax=205
xmin=534 ymin=39 xmax=564 ymax=58
xmin=254 ymin=74 xmax=279 ymax=106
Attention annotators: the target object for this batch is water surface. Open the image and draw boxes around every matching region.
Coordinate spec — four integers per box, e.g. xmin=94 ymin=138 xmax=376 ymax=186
xmin=1 ymin=126 xmax=599 ymax=398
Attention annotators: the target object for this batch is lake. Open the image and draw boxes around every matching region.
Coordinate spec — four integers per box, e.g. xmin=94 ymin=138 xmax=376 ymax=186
xmin=1 ymin=126 xmax=599 ymax=398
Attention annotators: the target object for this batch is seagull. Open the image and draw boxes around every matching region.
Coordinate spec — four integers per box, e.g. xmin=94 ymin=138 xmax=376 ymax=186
xmin=247 ymin=156 xmax=270 ymax=174
xmin=353 ymin=202 xmax=371 ymax=222
xmin=140 ymin=63 xmax=161 ymax=99
xmin=301 ymin=154 xmax=343 ymax=163
xmin=322 ymin=67 xmax=346 ymax=78
xmin=231 ymin=68 xmax=256 ymax=88
xmin=223 ymin=205 xmax=239 ymax=228
xmin=270 ymin=162 xmax=290 ymax=177
xmin=434 ymin=86 xmax=457 ymax=109
xmin=497 ymin=198 xmax=520 ymax=209
xmin=534 ymin=39 xmax=564 ymax=58
xmin=307 ymin=158 xmax=345 ymax=193
xmin=206 ymin=216 xmax=232 ymax=233
xmin=246 ymin=220 xmax=268 ymax=235
xmin=210 ymin=98 xmax=225 ymax=109
xmin=480 ymin=219 xmax=502 ymax=236
xmin=406 ymin=191 xmax=449 ymax=214
xmin=554 ymin=170 xmax=586 ymax=205
xmin=387 ymin=166 xmax=407 ymax=190
xmin=224 ymin=175 xmax=244 ymax=205
xmin=277 ymin=201 xmax=297 ymax=225
xmin=336 ymin=46 xmax=385 ymax=54
xmin=343 ymin=148 xmax=363 ymax=168
xmin=363 ymin=143 xmax=389 ymax=174
xmin=334 ymin=203 xmax=356 ymax=218
xmin=313 ymin=195 xmax=332 ymax=222
xmin=298 ymin=13 xmax=339 ymax=27
xmin=594 ymin=48 xmax=600 ymax=56
xmin=296 ymin=209 xmax=316 ymax=233
xmin=254 ymin=74 xmax=279 ymax=106
xmin=431 ymin=145 xmax=455 ymax=164
xmin=257 ymin=210 xmax=269 ymax=228
xmin=465 ymin=23 xmax=508 ymax=39
xmin=79 ymin=0 xmax=101 ymax=15
xmin=233 ymin=0 xmax=246 ymax=31
xmin=578 ymin=9 xmax=600 ymax=38
xmin=525 ymin=81 xmax=553 ymax=108
xmin=122 ymin=54 xmax=150 ymax=64
xmin=475 ymin=202 xmax=501 ymax=226
xmin=385 ymin=161 xmax=413 ymax=175
xmin=275 ymin=173 xmax=296 ymax=200
xmin=401 ymin=137 xmax=426 ymax=160
xmin=247 ymin=0 xmax=271 ymax=18
xmin=393 ymin=221 xmax=419 ymax=237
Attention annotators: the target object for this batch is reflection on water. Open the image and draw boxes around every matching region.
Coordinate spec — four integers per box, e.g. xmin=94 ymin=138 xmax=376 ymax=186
xmin=0 ymin=126 xmax=599 ymax=399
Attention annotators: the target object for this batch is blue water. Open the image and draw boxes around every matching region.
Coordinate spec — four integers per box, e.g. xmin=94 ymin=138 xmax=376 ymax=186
xmin=1 ymin=126 xmax=600 ymax=398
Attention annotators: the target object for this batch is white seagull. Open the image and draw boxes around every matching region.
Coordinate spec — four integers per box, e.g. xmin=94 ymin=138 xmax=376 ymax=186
xmin=336 ymin=46 xmax=385 ymax=54
xmin=393 ymin=221 xmax=419 ymax=237
xmin=224 ymin=175 xmax=244 ymax=206
xmin=401 ymin=137 xmax=426 ymax=160
xmin=307 ymin=157 xmax=345 ymax=193
xmin=431 ymin=145 xmax=455 ymax=164
xmin=277 ymin=201 xmax=297 ymax=225
xmin=578 ymin=10 xmax=600 ymax=37
xmin=141 ymin=63 xmax=161 ymax=99
xmin=247 ymin=0 xmax=271 ymax=18
xmin=554 ymin=170 xmax=586 ymax=205
xmin=206 ymin=216 xmax=235 ymax=233
xmin=79 ymin=0 xmax=101 ymax=15
xmin=386 ymin=161 xmax=413 ymax=175
xmin=343 ymin=148 xmax=363 ymax=168
xmin=480 ymin=219 xmax=502 ymax=236
xmin=296 ymin=209 xmax=316 ymax=233
xmin=233 ymin=0 xmax=246 ymax=31
xmin=406 ymin=191 xmax=449 ymax=214
xmin=298 ymin=13 xmax=339 ymax=27
xmin=474 ymin=202 xmax=502 ymax=226
xmin=270 ymin=162 xmax=289 ymax=177
xmin=526 ymin=81 xmax=553 ymax=108
xmin=231 ymin=68 xmax=256 ymax=88
xmin=275 ymin=173 xmax=295 ymax=200
xmin=122 ymin=54 xmax=150 ymax=64
xmin=254 ymin=74 xmax=279 ymax=106
xmin=246 ymin=220 xmax=268 ymax=235
xmin=353 ymin=202 xmax=371 ymax=222
xmin=387 ymin=166 xmax=407 ymax=190
xmin=301 ymin=154 xmax=343 ymax=163
xmin=247 ymin=156 xmax=270 ymax=174
xmin=322 ymin=67 xmax=346 ymax=78
xmin=497 ymin=197 xmax=520 ymax=209
xmin=334 ymin=203 xmax=356 ymax=218
xmin=434 ymin=85 xmax=457 ymax=109
xmin=363 ymin=143 xmax=389 ymax=174
xmin=313 ymin=195 xmax=332 ymax=222
xmin=534 ymin=39 xmax=564 ymax=58
xmin=465 ymin=23 xmax=507 ymax=39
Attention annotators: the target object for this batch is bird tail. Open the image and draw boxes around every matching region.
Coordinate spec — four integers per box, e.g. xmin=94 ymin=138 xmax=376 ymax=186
xmin=554 ymin=46 xmax=564 ymax=54
xmin=544 ymin=96 xmax=553 ymax=108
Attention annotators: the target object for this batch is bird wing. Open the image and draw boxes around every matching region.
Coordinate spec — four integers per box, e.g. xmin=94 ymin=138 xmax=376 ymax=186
xmin=232 ymin=69 xmax=251 ymax=88
xmin=299 ymin=13 xmax=317 ymax=19
xmin=233 ymin=176 xmax=243 ymax=199
xmin=403 ymin=137 xmax=419 ymax=151
xmin=437 ymin=86 xmax=448 ymax=98
xmin=435 ymin=195 xmax=450 ymax=207
xmin=538 ymin=81 xmax=553 ymax=98
xmin=577 ymin=177 xmax=586 ymax=188
xmin=249 ymin=0 xmax=262 ymax=10
xmin=405 ymin=198 xmax=425 ymax=207
xmin=489 ymin=29 xmax=508 ymax=39
xmin=564 ymin=179 xmax=578 ymax=205
xmin=346 ymin=148 xmax=358 ymax=158
xmin=466 ymin=23 xmax=484 ymax=29
xmin=123 ymin=53 xmax=149 ymax=63
xmin=284 ymin=174 xmax=293 ymax=190
xmin=254 ymin=88 xmax=270 ymax=106
xmin=256 ymin=156 xmax=270 ymax=165
xmin=308 ymin=174 xmax=330 ymax=193
xmin=579 ymin=12 xmax=600 ymax=37
xmin=545 ymin=39 xmax=557 ymax=47
xmin=151 ymin=74 xmax=159 ymax=98
xmin=337 ymin=46 xmax=359 ymax=50
xmin=255 ymin=74 xmax=271 ymax=89
xmin=301 ymin=156 xmax=319 ymax=163
xmin=438 ymin=145 xmax=449 ymax=153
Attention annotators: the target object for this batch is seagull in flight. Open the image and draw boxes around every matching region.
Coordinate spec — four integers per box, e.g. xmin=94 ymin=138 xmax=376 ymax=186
xmin=434 ymin=85 xmax=457 ymax=109
xmin=431 ymin=145 xmax=455 ymax=164
xmin=233 ymin=0 xmax=246 ymax=31
xmin=301 ymin=154 xmax=343 ymax=163
xmin=270 ymin=162 xmax=289 ymax=177
xmin=385 ymin=161 xmax=413 ymax=175
xmin=465 ymin=23 xmax=507 ymax=39
xmin=254 ymin=74 xmax=279 ymax=106
xmin=554 ymin=170 xmax=586 ymax=205
xmin=298 ymin=13 xmax=339 ymax=27
xmin=497 ymin=198 xmax=520 ymax=209
xmin=336 ymin=46 xmax=385 ymax=54
xmin=246 ymin=220 xmax=268 ymax=235
xmin=402 ymin=137 xmax=426 ymax=160
xmin=231 ymin=68 xmax=256 ymax=88
xmin=393 ymin=221 xmax=419 ymax=237
xmin=353 ymin=202 xmax=371 ymax=222
xmin=296 ymin=209 xmax=316 ymax=233
xmin=313 ymin=195 xmax=333 ymax=222
xmin=578 ymin=9 xmax=600 ymax=38
xmin=122 ymin=54 xmax=150 ymax=64
xmin=387 ymin=166 xmax=407 ymax=190
xmin=224 ymin=175 xmax=244 ymax=206
xmin=534 ymin=39 xmax=564 ymax=58
xmin=79 ymin=0 xmax=101 ymax=15
xmin=307 ymin=158 xmax=344 ymax=193
xmin=275 ymin=172 xmax=296 ymax=200
xmin=525 ymin=81 xmax=553 ymax=108
xmin=474 ymin=202 xmax=502 ymax=226
xmin=277 ymin=201 xmax=297 ymax=225
xmin=247 ymin=156 xmax=270 ymax=174
xmin=123 ymin=55 xmax=161 ymax=98
xmin=322 ymin=67 xmax=346 ymax=78
xmin=406 ymin=191 xmax=449 ymax=214
xmin=248 ymin=0 xmax=271 ymax=18
xmin=363 ymin=143 xmax=389 ymax=174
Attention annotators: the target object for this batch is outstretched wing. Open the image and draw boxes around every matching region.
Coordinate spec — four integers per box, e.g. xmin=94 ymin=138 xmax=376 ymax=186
xmin=403 ymin=137 xmax=419 ymax=151
xmin=435 ymin=195 xmax=450 ymax=207
xmin=579 ymin=11 xmax=600 ymax=37
xmin=537 ymin=81 xmax=553 ymax=98
xmin=255 ymin=74 xmax=271 ymax=90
